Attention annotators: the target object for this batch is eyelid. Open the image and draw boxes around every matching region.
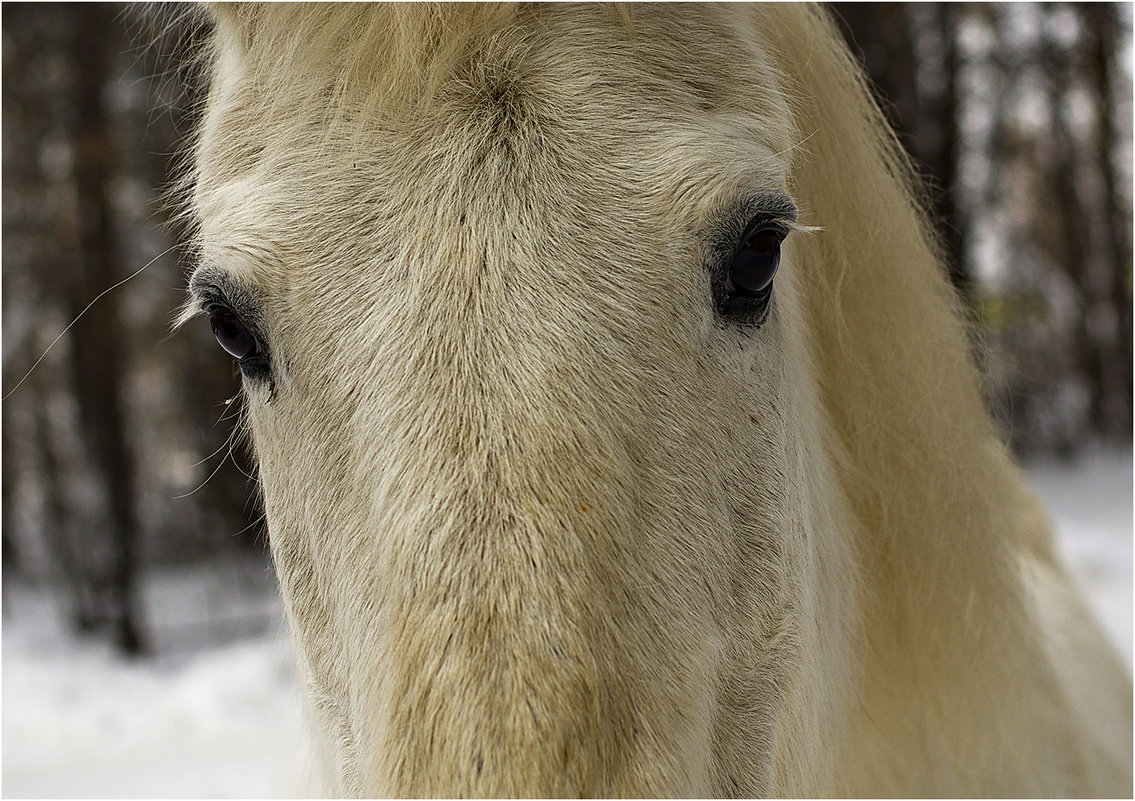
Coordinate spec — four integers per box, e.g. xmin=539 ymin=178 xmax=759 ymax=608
xmin=742 ymin=194 xmax=798 ymax=227
xmin=190 ymin=267 xmax=231 ymax=302
xmin=761 ymin=195 xmax=799 ymax=223
xmin=742 ymin=206 xmax=820 ymax=245
xmin=177 ymin=267 xmax=265 ymax=333
xmin=194 ymin=288 xmax=230 ymax=315
xmin=742 ymin=219 xmax=792 ymax=240
xmin=191 ymin=268 xmax=260 ymax=314
xmin=711 ymin=194 xmax=796 ymax=257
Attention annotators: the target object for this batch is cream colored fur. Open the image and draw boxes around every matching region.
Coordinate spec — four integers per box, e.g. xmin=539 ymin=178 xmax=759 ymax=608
xmin=183 ymin=3 xmax=1132 ymax=796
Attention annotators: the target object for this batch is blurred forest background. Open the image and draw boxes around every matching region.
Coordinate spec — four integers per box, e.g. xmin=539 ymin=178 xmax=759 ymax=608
xmin=3 ymin=3 xmax=1132 ymax=656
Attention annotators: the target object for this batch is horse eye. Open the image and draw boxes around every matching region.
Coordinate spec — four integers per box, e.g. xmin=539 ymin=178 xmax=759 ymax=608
xmin=727 ymin=227 xmax=785 ymax=296
xmin=209 ymin=305 xmax=258 ymax=360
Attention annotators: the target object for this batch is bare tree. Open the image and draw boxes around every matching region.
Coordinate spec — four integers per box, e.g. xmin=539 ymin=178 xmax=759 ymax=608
xmin=64 ymin=3 xmax=145 ymax=653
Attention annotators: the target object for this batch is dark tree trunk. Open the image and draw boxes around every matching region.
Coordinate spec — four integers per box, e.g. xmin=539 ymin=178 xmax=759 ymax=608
xmin=66 ymin=3 xmax=146 ymax=655
xmin=1083 ymin=3 xmax=1133 ymax=439
xmin=1040 ymin=5 xmax=1107 ymax=443
xmin=830 ymin=2 xmax=970 ymax=300
xmin=925 ymin=3 xmax=966 ymax=299
xmin=831 ymin=3 xmax=921 ymax=144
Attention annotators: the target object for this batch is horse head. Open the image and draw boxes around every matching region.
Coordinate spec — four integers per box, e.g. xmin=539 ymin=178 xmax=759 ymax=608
xmin=182 ymin=4 xmax=1131 ymax=796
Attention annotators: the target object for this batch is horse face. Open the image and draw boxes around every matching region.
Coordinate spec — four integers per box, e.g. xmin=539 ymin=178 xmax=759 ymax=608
xmin=189 ymin=5 xmax=843 ymax=796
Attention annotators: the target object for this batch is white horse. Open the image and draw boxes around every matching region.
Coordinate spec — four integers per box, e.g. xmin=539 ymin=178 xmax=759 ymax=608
xmin=181 ymin=4 xmax=1132 ymax=796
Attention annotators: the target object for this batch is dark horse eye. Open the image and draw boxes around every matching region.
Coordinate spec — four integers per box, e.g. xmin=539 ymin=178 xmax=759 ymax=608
xmin=727 ymin=226 xmax=785 ymax=296
xmin=209 ymin=306 xmax=258 ymax=360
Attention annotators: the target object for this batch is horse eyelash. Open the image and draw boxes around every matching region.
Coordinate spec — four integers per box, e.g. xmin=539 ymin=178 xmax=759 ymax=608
xmin=174 ymin=277 xmax=228 ymax=331
xmin=784 ymin=220 xmax=822 ymax=237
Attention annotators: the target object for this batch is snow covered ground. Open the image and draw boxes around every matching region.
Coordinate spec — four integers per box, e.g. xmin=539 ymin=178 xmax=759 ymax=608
xmin=3 ymin=449 xmax=1131 ymax=798
xmin=1026 ymin=447 xmax=1133 ymax=665
xmin=2 ymin=563 xmax=303 ymax=799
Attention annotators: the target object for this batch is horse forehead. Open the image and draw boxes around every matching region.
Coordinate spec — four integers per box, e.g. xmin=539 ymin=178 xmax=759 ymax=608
xmin=194 ymin=5 xmax=796 ymax=277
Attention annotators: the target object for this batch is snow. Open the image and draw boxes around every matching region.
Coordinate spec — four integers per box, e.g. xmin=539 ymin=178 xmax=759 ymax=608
xmin=3 ymin=450 xmax=1131 ymax=798
xmin=1025 ymin=447 xmax=1133 ymax=665
xmin=3 ymin=567 xmax=304 ymax=799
